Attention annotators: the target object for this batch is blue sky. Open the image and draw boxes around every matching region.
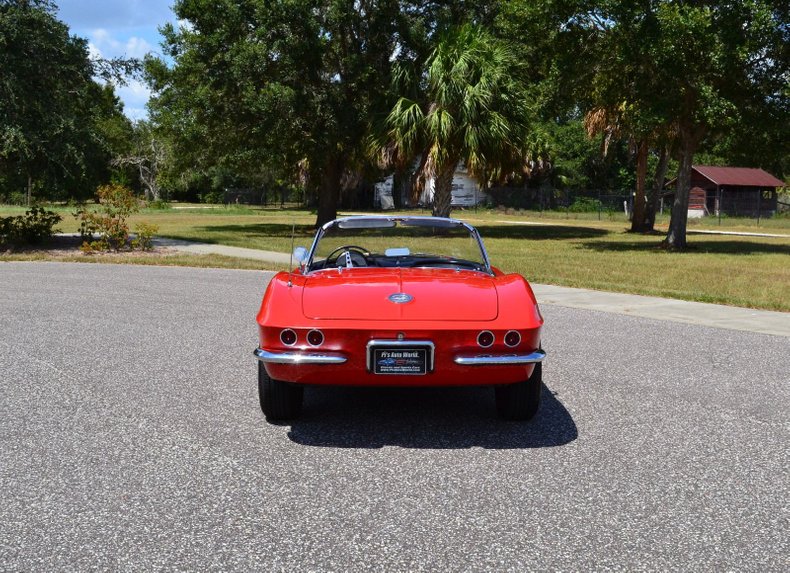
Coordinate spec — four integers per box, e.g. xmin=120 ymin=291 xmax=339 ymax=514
xmin=56 ymin=1 xmax=178 ymax=120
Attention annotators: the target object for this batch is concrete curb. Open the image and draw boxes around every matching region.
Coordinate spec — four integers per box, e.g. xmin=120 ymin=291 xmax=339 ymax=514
xmin=531 ymin=284 xmax=789 ymax=338
xmin=152 ymin=237 xmax=292 ymax=264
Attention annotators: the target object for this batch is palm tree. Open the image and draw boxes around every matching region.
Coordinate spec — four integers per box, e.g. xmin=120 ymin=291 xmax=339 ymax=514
xmin=374 ymin=24 xmax=532 ymax=218
xmin=584 ymin=105 xmax=649 ymax=231
xmin=584 ymin=105 xmax=675 ymax=233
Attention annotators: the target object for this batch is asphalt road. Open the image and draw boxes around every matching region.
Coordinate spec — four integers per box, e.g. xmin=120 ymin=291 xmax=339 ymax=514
xmin=1 ymin=262 xmax=787 ymax=571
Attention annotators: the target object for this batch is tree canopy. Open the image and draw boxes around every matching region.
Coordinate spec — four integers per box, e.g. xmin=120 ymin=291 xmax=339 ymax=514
xmin=542 ymin=0 xmax=789 ymax=245
xmin=145 ymin=0 xmax=789 ymax=240
xmin=374 ymin=23 xmax=534 ymax=217
xmin=2 ymin=0 xmax=787 ymax=247
xmin=0 ymin=0 xmax=133 ymax=203
xmin=148 ymin=0 xmax=412 ymax=226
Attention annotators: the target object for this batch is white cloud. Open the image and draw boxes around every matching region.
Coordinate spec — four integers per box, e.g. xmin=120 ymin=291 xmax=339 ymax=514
xmin=123 ymin=107 xmax=149 ymax=122
xmin=87 ymin=42 xmax=103 ymax=60
xmin=88 ymin=28 xmax=153 ymax=59
xmin=116 ymin=80 xmax=152 ymax=119
xmin=56 ymin=3 xmax=172 ymax=120
xmin=125 ymin=36 xmax=154 ymax=59
xmin=83 ymin=30 xmax=154 ymax=119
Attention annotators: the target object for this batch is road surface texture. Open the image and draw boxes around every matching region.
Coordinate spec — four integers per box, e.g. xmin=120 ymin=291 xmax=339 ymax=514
xmin=1 ymin=262 xmax=787 ymax=571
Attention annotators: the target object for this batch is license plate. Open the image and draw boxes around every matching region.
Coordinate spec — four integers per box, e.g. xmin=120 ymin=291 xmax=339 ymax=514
xmin=371 ymin=347 xmax=428 ymax=375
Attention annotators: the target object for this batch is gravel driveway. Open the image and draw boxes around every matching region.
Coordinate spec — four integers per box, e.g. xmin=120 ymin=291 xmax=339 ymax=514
xmin=1 ymin=262 xmax=787 ymax=571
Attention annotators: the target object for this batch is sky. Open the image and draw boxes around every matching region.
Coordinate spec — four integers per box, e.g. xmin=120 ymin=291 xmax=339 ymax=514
xmin=55 ymin=1 xmax=178 ymax=120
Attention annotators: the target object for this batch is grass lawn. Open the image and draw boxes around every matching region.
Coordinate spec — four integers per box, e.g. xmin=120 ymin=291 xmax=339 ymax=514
xmin=2 ymin=203 xmax=789 ymax=311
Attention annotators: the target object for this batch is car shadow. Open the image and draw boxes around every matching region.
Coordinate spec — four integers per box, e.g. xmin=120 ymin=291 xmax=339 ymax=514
xmin=283 ymin=383 xmax=577 ymax=449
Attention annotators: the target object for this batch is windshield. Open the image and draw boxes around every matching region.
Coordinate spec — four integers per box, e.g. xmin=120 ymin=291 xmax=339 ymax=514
xmin=308 ymin=217 xmax=490 ymax=273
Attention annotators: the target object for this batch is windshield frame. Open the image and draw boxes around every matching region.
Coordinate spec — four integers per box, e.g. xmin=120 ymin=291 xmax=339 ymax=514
xmin=304 ymin=216 xmax=493 ymax=275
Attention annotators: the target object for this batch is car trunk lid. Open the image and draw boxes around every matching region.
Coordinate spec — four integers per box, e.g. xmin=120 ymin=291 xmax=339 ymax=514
xmin=302 ymin=268 xmax=498 ymax=321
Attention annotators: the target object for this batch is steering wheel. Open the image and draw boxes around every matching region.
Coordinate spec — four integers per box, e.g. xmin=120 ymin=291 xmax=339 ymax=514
xmin=325 ymin=245 xmax=369 ymax=268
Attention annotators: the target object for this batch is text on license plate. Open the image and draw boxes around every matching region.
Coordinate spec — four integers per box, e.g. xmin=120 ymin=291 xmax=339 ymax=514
xmin=372 ymin=347 xmax=428 ymax=375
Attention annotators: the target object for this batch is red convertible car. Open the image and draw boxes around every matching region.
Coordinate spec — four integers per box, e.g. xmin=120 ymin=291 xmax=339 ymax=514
xmin=254 ymin=216 xmax=545 ymax=421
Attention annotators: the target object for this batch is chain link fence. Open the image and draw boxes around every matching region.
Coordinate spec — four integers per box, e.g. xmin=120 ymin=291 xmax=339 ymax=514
xmin=221 ymin=187 xmax=305 ymax=208
xmin=714 ymin=189 xmax=780 ymax=221
xmin=485 ymin=187 xmax=788 ymax=223
xmin=486 ymin=187 xmax=633 ymax=219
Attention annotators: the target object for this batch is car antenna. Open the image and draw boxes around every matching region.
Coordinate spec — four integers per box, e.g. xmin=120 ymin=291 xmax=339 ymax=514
xmin=288 ymin=221 xmax=295 ymax=288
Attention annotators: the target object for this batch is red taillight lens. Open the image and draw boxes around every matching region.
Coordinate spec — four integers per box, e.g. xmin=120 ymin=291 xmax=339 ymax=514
xmin=280 ymin=329 xmax=297 ymax=346
xmin=307 ymin=329 xmax=324 ymax=346
xmin=477 ymin=330 xmax=494 ymax=348
xmin=504 ymin=330 xmax=521 ymax=347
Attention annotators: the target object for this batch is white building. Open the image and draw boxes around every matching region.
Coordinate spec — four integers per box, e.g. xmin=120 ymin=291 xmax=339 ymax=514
xmin=374 ymin=164 xmax=488 ymax=209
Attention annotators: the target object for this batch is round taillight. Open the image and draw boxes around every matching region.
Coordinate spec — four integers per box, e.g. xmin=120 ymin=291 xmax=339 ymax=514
xmin=477 ymin=330 xmax=494 ymax=348
xmin=307 ymin=329 xmax=324 ymax=347
xmin=504 ymin=330 xmax=521 ymax=348
xmin=280 ymin=329 xmax=297 ymax=346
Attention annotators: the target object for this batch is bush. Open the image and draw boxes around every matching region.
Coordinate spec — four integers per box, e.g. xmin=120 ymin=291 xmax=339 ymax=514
xmin=568 ymin=197 xmax=603 ymax=213
xmin=131 ymin=223 xmax=158 ymax=251
xmin=75 ymin=184 xmax=138 ymax=251
xmin=2 ymin=191 xmax=28 ymax=206
xmin=75 ymin=185 xmax=160 ymax=252
xmin=199 ymin=190 xmax=225 ymax=204
xmin=0 ymin=207 xmax=62 ymax=248
xmin=147 ymin=199 xmax=171 ymax=210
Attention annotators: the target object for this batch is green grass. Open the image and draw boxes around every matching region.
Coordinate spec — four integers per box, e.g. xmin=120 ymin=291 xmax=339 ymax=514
xmin=2 ymin=203 xmax=789 ymax=311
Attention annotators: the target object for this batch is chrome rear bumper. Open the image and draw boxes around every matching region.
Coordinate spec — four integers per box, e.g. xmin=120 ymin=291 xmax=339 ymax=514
xmin=255 ymin=347 xmax=544 ymax=367
xmin=453 ymin=349 xmax=546 ymax=366
xmin=254 ymin=347 xmax=347 ymax=365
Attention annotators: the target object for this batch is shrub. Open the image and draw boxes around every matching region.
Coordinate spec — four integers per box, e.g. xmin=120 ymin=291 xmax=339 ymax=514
xmin=0 ymin=207 xmax=62 ymax=248
xmin=75 ymin=184 xmax=138 ymax=251
xmin=568 ymin=197 xmax=603 ymax=213
xmin=199 ymin=190 xmax=225 ymax=204
xmin=147 ymin=199 xmax=172 ymax=210
xmin=131 ymin=223 xmax=158 ymax=251
xmin=2 ymin=191 xmax=28 ymax=206
xmin=25 ymin=207 xmax=63 ymax=242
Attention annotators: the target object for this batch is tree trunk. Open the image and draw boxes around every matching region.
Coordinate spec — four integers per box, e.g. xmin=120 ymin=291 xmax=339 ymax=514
xmin=140 ymin=164 xmax=151 ymax=201
xmin=630 ymin=140 xmax=648 ymax=232
xmin=315 ymin=156 xmax=343 ymax=227
xmin=431 ymin=162 xmax=456 ymax=218
xmin=666 ymin=134 xmax=697 ymax=248
xmin=409 ymin=153 xmax=430 ymax=204
xmin=27 ymin=173 xmax=32 ymax=206
xmin=644 ymin=145 xmax=669 ymax=232
xmin=392 ymin=166 xmax=405 ymax=209
xmin=149 ymin=174 xmax=161 ymax=201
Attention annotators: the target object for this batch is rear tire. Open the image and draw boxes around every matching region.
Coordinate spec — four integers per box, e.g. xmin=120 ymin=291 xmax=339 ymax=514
xmin=495 ymin=361 xmax=542 ymax=421
xmin=258 ymin=361 xmax=303 ymax=421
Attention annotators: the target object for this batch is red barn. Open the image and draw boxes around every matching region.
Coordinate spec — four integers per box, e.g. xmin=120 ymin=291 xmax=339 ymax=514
xmin=664 ymin=166 xmax=786 ymax=217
